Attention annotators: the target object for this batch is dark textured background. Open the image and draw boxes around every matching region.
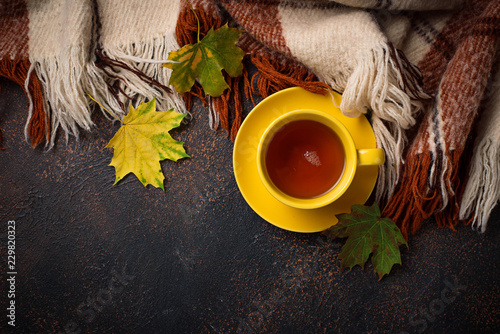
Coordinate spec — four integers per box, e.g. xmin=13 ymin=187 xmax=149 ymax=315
xmin=0 ymin=76 xmax=499 ymax=334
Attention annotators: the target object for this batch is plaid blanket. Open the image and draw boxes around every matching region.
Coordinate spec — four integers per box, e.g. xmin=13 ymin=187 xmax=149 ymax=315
xmin=0 ymin=0 xmax=498 ymax=238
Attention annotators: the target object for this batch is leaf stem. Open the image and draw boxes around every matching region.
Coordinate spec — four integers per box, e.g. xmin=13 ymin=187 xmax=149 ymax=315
xmin=87 ymin=93 xmax=124 ymax=124
xmin=186 ymin=0 xmax=200 ymax=43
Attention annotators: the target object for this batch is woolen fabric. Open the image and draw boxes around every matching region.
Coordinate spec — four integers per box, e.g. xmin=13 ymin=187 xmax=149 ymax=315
xmin=0 ymin=0 xmax=498 ymax=237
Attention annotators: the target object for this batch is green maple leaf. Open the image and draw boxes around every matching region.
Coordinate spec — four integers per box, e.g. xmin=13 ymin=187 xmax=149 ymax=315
xmin=326 ymin=204 xmax=408 ymax=280
xmin=105 ymin=98 xmax=189 ymax=190
xmin=163 ymin=23 xmax=244 ymax=97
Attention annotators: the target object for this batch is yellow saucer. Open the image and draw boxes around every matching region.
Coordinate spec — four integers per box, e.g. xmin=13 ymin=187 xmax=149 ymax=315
xmin=233 ymin=87 xmax=379 ymax=233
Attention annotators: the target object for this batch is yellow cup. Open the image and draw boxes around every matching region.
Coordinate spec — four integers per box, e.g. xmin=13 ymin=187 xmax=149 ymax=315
xmin=257 ymin=109 xmax=385 ymax=209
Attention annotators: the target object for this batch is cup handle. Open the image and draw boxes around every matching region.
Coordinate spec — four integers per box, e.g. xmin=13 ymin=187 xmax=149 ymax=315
xmin=357 ymin=148 xmax=385 ymax=166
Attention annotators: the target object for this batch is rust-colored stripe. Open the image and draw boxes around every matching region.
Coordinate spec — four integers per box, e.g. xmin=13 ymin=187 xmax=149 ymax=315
xmin=417 ymin=0 xmax=491 ymax=94
xmin=218 ymin=0 xmax=291 ymax=56
xmin=384 ymin=0 xmax=500 ymax=238
xmin=0 ymin=58 xmax=49 ymax=147
xmin=439 ymin=1 xmax=500 ymax=149
xmin=0 ymin=0 xmax=29 ymax=59
xmin=0 ymin=0 xmax=49 ymax=147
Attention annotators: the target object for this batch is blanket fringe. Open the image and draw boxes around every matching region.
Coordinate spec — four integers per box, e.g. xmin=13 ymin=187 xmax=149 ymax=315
xmin=89 ymin=0 xmax=186 ymax=119
xmin=207 ymin=47 xmax=330 ymax=139
xmin=176 ymin=0 xmax=222 ymax=126
xmin=459 ymin=139 xmax=500 ymax=233
xmin=205 ymin=67 xmax=250 ymax=140
xmin=176 ymin=1 xmax=330 ymax=139
xmin=434 ymin=144 xmax=473 ymax=231
xmin=245 ymin=44 xmax=330 ymax=99
xmin=382 ymin=150 xmax=435 ymax=240
xmin=175 ymin=0 xmax=249 ymax=139
xmin=0 ymin=58 xmax=48 ymax=147
xmin=434 ymin=149 xmax=462 ymax=230
xmin=458 ymin=51 xmax=500 ymax=233
xmin=337 ymin=41 xmax=431 ymax=203
xmin=94 ymin=33 xmax=186 ymax=116
xmin=176 ymin=0 xmax=223 ymax=47
xmin=382 ymin=120 xmax=467 ymax=240
xmin=30 ymin=45 xmax=96 ymax=147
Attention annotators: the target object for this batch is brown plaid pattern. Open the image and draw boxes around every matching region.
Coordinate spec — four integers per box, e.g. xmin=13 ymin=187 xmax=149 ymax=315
xmin=0 ymin=0 xmax=498 ymax=237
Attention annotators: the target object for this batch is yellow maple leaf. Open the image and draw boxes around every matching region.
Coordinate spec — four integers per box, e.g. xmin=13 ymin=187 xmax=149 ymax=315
xmin=105 ymin=98 xmax=189 ymax=190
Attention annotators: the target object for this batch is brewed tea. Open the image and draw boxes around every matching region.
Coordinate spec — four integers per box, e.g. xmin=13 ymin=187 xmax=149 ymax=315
xmin=265 ymin=119 xmax=345 ymax=198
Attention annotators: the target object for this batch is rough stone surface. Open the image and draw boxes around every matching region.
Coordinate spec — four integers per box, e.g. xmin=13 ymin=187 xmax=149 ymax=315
xmin=0 ymin=77 xmax=499 ymax=333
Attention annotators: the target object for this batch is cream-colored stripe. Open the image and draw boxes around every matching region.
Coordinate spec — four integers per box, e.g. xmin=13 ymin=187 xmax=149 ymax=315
xmin=460 ymin=65 xmax=500 ymax=232
xmin=98 ymin=0 xmax=180 ymax=49
xmin=26 ymin=0 xmax=94 ymax=146
xmin=96 ymin=0 xmax=185 ymax=115
xmin=279 ymin=4 xmax=385 ymax=92
xmin=27 ymin=0 xmax=92 ymax=57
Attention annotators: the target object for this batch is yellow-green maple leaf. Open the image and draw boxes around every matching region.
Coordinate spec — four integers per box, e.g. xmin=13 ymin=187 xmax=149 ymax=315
xmin=105 ymin=98 xmax=189 ymax=190
xmin=163 ymin=23 xmax=244 ymax=97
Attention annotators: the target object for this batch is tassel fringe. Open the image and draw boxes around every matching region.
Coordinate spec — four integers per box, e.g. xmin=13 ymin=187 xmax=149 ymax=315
xmin=459 ymin=139 xmax=500 ymax=233
xmin=382 ymin=151 xmax=435 ymax=240
xmin=383 ymin=138 xmax=470 ymax=239
xmin=245 ymin=43 xmax=330 ymax=99
xmin=176 ymin=1 xmax=329 ymax=140
xmin=94 ymin=34 xmax=186 ymax=116
xmin=0 ymin=58 xmax=48 ymax=147
xmin=458 ymin=52 xmax=500 ymax=233
xmin=30 ymin=46 xmax=95 ymax=147
xmin=337 ymin=41 xmax=431 ymax=203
